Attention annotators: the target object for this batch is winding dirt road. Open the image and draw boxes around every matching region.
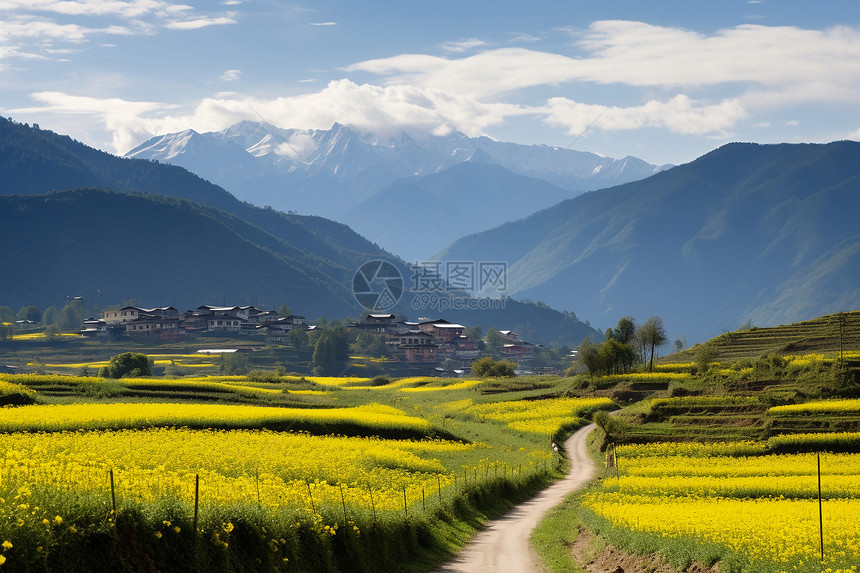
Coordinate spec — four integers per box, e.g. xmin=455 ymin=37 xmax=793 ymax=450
xmin=435 ymin=422 xmax=597 ymax=573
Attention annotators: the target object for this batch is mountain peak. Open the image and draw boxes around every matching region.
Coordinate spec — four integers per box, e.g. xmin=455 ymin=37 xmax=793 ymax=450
xmin=125 ymin=120 xmax=666 ymax=221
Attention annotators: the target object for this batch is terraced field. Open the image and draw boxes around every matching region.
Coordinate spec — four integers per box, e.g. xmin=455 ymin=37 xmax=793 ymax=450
xmin=671 ymin=310 xmax=860 ymax=363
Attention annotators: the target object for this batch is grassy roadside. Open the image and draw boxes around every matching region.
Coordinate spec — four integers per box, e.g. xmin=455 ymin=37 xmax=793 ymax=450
xmin=530 ymin=424 xmax=606 ymax=573
xmin=530 ymin=418 xmax=731 ymax=573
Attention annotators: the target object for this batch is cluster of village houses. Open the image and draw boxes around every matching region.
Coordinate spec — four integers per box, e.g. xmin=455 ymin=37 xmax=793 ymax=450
xmin=80 ymin=306 xmax=538 ymax=366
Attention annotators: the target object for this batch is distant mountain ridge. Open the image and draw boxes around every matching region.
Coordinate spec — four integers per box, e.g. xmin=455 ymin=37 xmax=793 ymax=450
xmin=126 ymin=121 xmax=670 ymax=252
xmin=438 ymin=141 xmax=860 ymax=343
xmin=0 ymin=188 xmax=359 ymax=317
xmin=345 ymin=161 xmax=573 ymax=260
xmin=0 ymin=117 xmax=599 ymax=345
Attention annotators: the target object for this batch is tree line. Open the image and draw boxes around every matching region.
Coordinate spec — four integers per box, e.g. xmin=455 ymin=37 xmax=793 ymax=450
xmin=576 ymin=315 xmax=667 ymax=376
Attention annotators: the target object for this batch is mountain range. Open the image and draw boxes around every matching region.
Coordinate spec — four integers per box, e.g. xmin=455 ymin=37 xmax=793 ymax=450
xmin=0 ymin=117 xmax=598 ymax=345
xmin=126 ymin=122 xmax=668 ymax=259
xmin=438 ymin=141 xmax=860 ymax=343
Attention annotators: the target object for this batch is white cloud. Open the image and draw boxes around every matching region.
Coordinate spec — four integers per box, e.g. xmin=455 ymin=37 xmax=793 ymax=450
xmin=0 ymin=2 xmax=236 ymax=58
xmin=509 ymin=33 xmax=541 ymax=43
xmin=9 ymin=80 xmax=530 ymax=153
xmin=8 ymin=91 xmax=171 ymax=151
xmin=542 ymin=95 xmax=747 ymax=136
xmin=0 ymin=16 xmax=136 ymax=44
xmin=309 ymin=21 xmax=336 ymax=26
xmin=219 ymin=68 xmax=241 ymax=82
xmin=349 ymin=21 xmax=860 ymax=106
xmin=275 ymin=133 xmax=317 ymax=159
xmin=164 ymin=15 xmax=236 ymax=30
xmin=0 ymin=1 xmax=189 ymax=19
xmin=438 ymin=38 xmax=485 ymax=53
xmin=9 ymin=19 xmax=860 ymax=156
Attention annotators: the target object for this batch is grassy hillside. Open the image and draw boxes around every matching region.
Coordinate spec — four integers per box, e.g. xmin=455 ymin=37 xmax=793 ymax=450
xmin=671 ymin=310 xmax=860 ymax=362
xmin=438 ymin=141 xmax=860 ymax=343
xmin=0 ymin=118 xmax=599 ymax=346
xmin=0 ymin=189 xmax=358 ymax=316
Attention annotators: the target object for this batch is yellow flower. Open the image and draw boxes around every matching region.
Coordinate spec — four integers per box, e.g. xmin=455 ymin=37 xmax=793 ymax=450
xmin=154 ymin=531 xmax=162 ymax=539
xmin=53 ymin=515 xmax=62 ymax=525
xmin=0 ymin=554 xmax=6 ymax=565
xmin=1 ymin=541 xmax=11 ymax=550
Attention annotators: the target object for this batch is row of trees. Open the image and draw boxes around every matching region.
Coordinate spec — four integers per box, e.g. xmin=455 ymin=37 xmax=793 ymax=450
xmin=577 ymin=316 xmax=667 ymax=376
xmin=0 ymin=299 xmax=93 ymax=332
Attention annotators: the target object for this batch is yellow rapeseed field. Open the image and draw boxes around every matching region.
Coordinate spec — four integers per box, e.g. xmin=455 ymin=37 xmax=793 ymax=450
xmin=465 ymin=397 xmax=613 ymax=435
xmin=769 ymin=399 xmax=860 ymax=416
xmin=0 ymin=402 xmax=431 ymax=433
xmin=0 ymin=428 xmax=477 ymax=516
xmin=585 ymin=442 xmax=860 ymax=571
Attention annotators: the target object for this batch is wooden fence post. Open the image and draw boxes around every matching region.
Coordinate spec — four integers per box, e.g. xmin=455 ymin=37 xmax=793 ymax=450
xmin=305 ymin=480 xmax=315 ymax=514
xmin=339 ymin=484 xmax=348 ymax=525
xmin=193 ymin=474 xmax=199 ymax=532
xmin=109 ymin=469 xmax=116 ymax=514
xmin=818 ymin=453 xmax=824 ymax=562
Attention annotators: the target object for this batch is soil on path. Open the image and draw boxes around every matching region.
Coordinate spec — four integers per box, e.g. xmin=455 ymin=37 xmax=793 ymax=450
xmin=435 ymin=422 xmax=597 ymax=573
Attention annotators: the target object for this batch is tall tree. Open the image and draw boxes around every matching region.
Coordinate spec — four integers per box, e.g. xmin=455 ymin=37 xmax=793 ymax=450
xmin=42 ymin=306 xmax=59 ymax=325
xmin=464 ymin=325 xmax=483 ymax=341
xmin=312 ymin=327 xmax=349 ymax=375
xmin=286 ymin=328 xmax=308 ymax=349
xmin=16 ymin=305 xmax=42 ymax=323
xmin=577 ymin=337 xmax=601 ymax=377
xmin=484 ymin=327 xmax=503 ymax=355
xmin=637 ymin=316 xmax=667 ymax=371
xmin=615 ymin=316 xmax=636 ymax=344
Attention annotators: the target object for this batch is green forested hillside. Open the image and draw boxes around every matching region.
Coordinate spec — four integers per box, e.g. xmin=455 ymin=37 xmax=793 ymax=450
xmin=0 ymin=119 xmax=598 ymax=345
xmin=439 ymin=141 xmax=860 ymax=343
xmin=0 ymin=189 xmax=359 ymax=316
xmin=0 ymin=117 xmax=390 ymax=273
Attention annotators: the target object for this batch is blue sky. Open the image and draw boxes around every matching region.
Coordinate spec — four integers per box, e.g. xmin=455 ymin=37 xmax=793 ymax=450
xmin=2 ymin=0 xmax=859 ymax=165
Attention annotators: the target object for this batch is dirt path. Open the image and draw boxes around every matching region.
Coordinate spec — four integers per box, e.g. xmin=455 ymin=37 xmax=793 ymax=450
xmin=435 ymin=422 xmax=597 ymax=573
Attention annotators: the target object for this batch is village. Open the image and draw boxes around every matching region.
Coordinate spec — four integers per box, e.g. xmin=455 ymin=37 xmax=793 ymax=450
xmin=77 ymin=304 xmax=554 ymax=374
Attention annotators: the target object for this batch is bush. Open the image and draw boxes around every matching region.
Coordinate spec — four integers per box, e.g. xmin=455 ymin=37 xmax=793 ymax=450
xmin=368 ymin=375 xmax=392 ymax=387
xmin=471 ymin=357 xmax=517 ymax=378
xmin=74 ymin=380 xmax=127 ymax=398
xmin=102 ymin=352 xmax=152 ymax=378
xmin=246 ymin=369 xmax=281 ymax=383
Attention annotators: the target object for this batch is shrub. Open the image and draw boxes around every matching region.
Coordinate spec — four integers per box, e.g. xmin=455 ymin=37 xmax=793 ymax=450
xmin=471 ymin=357 xmax=517 ymax=378
xmin=101 ymin=352 xmax=152 ymax=379
xmin=246 ymin=369 xmax=281 ymax=383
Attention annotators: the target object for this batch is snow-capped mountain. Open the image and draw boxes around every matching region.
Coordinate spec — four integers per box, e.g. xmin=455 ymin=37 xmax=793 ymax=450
xmin=126 ymin=121 xmax=670 ymax=257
